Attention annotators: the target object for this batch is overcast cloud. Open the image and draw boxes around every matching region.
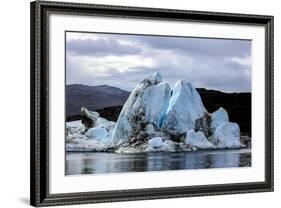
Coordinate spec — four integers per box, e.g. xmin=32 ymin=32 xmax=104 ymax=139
xmin=66 ymin=32 xmax=251 ymax=92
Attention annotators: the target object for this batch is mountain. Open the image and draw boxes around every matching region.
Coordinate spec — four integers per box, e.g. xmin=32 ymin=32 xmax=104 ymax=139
xmin=66 ymin=84 xmax=130 ymax=116
xmin=66 ymin=84 xmax=251 ymax=134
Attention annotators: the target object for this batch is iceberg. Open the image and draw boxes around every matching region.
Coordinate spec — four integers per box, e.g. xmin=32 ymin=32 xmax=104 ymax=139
xmin=66 ymin=120 xmax=84 ymax=134
xmin=110 ymin=72 xmax=171 ymax=146
xmin=66 ymin=73 xmax=246 ymax=153
xmin=162 ymin=140 xmax=176 ymax=152
xmin=210 ymin=107 xmax=229 ymax=133
xmin=81 ymin=107 xmax=100 ymax=129
xmin=66 ymin=108 xmax=114 ymax=151
xmin=185 ymin=129 xmax=214 ymax=149
xmin=95 ymin=117 xmax=116 ymax=131
xmin=85 ymin=127 xmax=109 ymax=141
xmin=161 ymin=80 xmax=206 ymax=134
xmin=146 ymin=137 xmax=176 ymax=152
xmin=148 ymin=137 xmax=163 ymax=148
xmin=213 ymin=122 xmax=241 ymax=148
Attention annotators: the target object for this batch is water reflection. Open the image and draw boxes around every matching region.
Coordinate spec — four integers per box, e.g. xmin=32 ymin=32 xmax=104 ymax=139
xmin=65 ymin=149 xmax=251 ymax=175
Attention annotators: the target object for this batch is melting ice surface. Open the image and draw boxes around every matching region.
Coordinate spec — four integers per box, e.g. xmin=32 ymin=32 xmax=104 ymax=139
xmin=65 ymin=149 xmax=251 ymax=175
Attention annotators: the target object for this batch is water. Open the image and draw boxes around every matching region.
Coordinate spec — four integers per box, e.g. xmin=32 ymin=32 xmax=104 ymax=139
xmin=65 ymin=149 xmax=251 ymax=175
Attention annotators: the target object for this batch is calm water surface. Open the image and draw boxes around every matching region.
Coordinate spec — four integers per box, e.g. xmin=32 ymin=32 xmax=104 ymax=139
xmin=65 ymin=149 xmax=251 ymax=175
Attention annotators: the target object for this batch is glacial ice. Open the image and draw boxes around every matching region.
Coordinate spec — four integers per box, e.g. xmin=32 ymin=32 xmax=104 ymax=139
xmin=95 ymin=117 xmax=116 ymax=130
xmin=211 ymin=107 xmax=229 ymax=133
xmin=148 ymin=137 xmax=163 ymax=148
xmin=110 ymin=72 xmax=171 ymax=146
xmin=162 ymin=140 xmax=176 ymax=152
xmin=146 ymin=137 xmax=177 ymax=152
xmin=213 ymin=122 xmax=241 ymax=148
xmin=66 ymin=139 xmax=109 ymax=152
xmin=66 ymin=120 xmax=84 ymax=129
xmin=66 ymin=73 xmax=246 ymax=153
xmin=146 ymin=124 xmax=156 ymax=134
xmin=185 ymin=129 xmax=214 ymax=149
xmin=66 ymin=108 xmax=117 ymax=151
xmin=66 ymin=120 xmax=84 ymax=134
xmin=85 ymin=127 xmax=108 ymax=141
xmin=81 ymin=107 xmax=99 ymax=127
xmin=161 ymin=80 xmax=206 ymax=133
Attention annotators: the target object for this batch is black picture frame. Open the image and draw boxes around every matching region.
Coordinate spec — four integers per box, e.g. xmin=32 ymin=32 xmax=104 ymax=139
xmin=30 ymin=0 xmax=274 ymax=207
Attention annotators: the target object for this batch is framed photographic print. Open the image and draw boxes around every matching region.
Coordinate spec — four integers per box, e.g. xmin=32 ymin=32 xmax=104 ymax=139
xmin=30 ymin=0 xmax=274 ymax=207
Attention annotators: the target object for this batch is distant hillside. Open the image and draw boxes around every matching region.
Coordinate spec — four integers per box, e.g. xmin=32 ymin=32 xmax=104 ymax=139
xmin=66 ymin=84 xmax=130 ymax=116
xmin=66 ymin=84 xmax=251 ymax=134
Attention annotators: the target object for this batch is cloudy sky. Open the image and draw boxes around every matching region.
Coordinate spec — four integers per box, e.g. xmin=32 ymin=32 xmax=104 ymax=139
xmin=66 ymin=32 xmax=251 ymax=92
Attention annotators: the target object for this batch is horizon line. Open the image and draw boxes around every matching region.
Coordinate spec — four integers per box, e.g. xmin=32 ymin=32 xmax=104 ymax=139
xmin=66 ymin=83 xmax=252 ymax=94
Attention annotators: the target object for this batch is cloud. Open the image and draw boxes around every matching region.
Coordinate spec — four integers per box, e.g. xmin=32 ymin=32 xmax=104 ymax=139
xmin=66 ymin=38 xmax=142 ymax=56
xmin=66 ymin=32 xmax=251 ymax=92
xmin=135 ymin=36 xmax=251 ymax=58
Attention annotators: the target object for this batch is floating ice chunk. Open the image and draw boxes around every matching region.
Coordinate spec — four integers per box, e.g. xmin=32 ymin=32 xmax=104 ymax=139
xmin=185 ymin=129 xmax=214 ymax=149
xmin=66 ymin=133 xmax=86 ymax=143
xmin=213 ymin=122 xmax=241 ymax=148
xmin=146 ymin=137 xmax=164 ymax=151
xmin=81 ymin=107 xmax=99 ymax=128
xmin=81 ymin=107 xmax=99 ymax=121
xmin=148 ymin=137 xmax=163 ymax=148
xmin=96 ymin=117 xmax=108 ymax=125
xmin=85 ymin=127 xmax=108 ymax=141
xmin=211 ymin=107 xmax=229 ymax=133
xmin=66 ymin=120 xmax=83 ymax=128
xmin=163 ymin=140 xmax=176 ymax=152
xmin=66 ymin=120 xmax=84 ymax=134
xmin=162 ymin=80 xmax=206 ymax=133
xmin=96 ymin=117 xmax=116 ymax=130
